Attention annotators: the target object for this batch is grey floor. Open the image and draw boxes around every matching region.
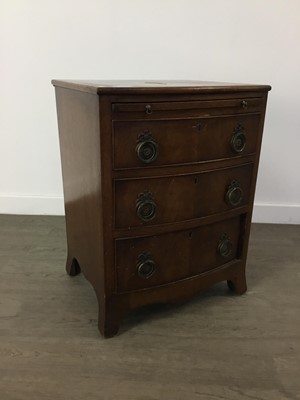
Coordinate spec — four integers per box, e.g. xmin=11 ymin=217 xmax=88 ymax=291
xmin=0 ymin=215 xmax=299 ymax=400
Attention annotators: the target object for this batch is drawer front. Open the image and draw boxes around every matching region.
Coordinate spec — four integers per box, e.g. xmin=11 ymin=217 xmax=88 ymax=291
xmin=113 ymin=114 xmax=260 ymax=169
xmin=115 ymin=216 xmax=242 ymax=292
xmin=112 ymin=97 xmax=263 ymax=120
xmin=115 ymin=163 xmax=253 ymax=229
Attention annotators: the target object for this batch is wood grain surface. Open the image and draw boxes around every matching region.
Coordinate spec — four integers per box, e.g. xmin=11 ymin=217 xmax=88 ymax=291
xmin=0 ymin=215 xmax=299 ymax=399
xmin=53 ymin=83 xmax=270 ymax=336
xmin=51 ymin=79 xmax=271 ymax=95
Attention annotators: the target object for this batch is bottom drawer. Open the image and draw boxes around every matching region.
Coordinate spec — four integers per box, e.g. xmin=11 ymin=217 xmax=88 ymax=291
xmin=115 ymin=216 xmax=243 ymax=292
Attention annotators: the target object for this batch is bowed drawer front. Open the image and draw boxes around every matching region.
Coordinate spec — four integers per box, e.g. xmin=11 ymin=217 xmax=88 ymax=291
xmin=113 ymin=114 xmax=260 ymax=169
xmin=52 ymin=79 xmax=271 ymax=337
xmin=116 ymin=216 xmax=241 ymax=292
xmin=114 ymin=163 xmax=253 ymax=229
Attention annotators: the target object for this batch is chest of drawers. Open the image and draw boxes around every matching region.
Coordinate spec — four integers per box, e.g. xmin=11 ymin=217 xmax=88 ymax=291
xmin=52 ymin=80 xmax=271 ymax=337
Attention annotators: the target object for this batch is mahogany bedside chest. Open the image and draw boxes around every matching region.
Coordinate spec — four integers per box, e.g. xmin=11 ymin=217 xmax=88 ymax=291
xmin=52 ymin=80 xmax=271 ymax=337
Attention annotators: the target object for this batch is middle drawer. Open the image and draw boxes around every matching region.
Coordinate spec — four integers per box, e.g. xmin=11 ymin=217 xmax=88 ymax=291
xmin=114 ymin=163 xmax=253 ymax=229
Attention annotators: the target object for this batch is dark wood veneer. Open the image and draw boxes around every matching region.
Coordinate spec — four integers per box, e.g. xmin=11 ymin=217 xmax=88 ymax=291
xmin=115 ymin=216 xmax=241 ymax=292
xmin=52 ymin=80 xmax=270 ymax=337
xmin=113 ymin=114 xmax=260 ymax=169
xmin=114 ymin=163 xmax=253 ymax=229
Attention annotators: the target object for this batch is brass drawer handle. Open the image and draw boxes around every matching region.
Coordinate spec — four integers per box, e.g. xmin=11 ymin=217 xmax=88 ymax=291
xmin=136 ymin=131 xmax=158 ymax=163
xmin=145 ymin=104 xmax=152 ymax=114
xmin=241 ymin=100 xmax=248 ymax=109
xmin=137 ymin=252 xmax=156 ymax=279
xmin=136 ymin=192 xmax=157 ymax=221
xmin=217 ymin=234 xmax=233 ymax=258
xmin=225 ymin=180 xmax=243 ymax=207
xmin=231 ymin=124 xmax=246 ymax=153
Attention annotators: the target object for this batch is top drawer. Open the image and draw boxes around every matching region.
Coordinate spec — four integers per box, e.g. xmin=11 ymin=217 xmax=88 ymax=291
xmin=112 ymin=97 xmax=263 ymax=120
xmin=113 ymin=113 xmax=260 ymax=170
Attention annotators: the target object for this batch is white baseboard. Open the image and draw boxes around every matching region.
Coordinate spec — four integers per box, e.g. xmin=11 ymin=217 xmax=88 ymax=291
xmin=0 ymin=195 xmax=299 ymax=224
xmin=0 ymin=194 xmax=64 ymax=215
xmin=252 ymin=202 xmax=300 ymax=224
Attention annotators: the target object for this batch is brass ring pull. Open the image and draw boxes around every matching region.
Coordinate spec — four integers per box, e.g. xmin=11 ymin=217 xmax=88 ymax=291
xmin=136 ymin=131 xmax=158 ymax=163
xmin=217 ymin=234 xmax=233 ymax=258
xmin=241 ymin=100 xmax=248 ymax=109
xmin=136 ymin=252 xmax=156 ymax=279
xmin=231 ymin=124 xmax=246 ymax=153
xmin=225 ymin=181 xmax=243 ymax=207
xmin=145 ymin=104 xmax=152 ymax=114
xmin=136 ymin=192 xmax=157 ymax=221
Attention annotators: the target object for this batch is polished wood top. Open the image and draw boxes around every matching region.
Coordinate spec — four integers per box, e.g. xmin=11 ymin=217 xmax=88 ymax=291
xmin=52 ymin=79 xmax=271 ymax=95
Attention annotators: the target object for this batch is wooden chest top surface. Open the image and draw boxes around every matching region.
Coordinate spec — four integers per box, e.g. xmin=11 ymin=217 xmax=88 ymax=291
xmin=52 ymin=79 xmax=271 ymax=95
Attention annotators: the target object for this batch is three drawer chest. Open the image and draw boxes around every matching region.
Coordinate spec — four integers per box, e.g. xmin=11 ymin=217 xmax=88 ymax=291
xmin=52 ymin=80 xmax=271 ymax=337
